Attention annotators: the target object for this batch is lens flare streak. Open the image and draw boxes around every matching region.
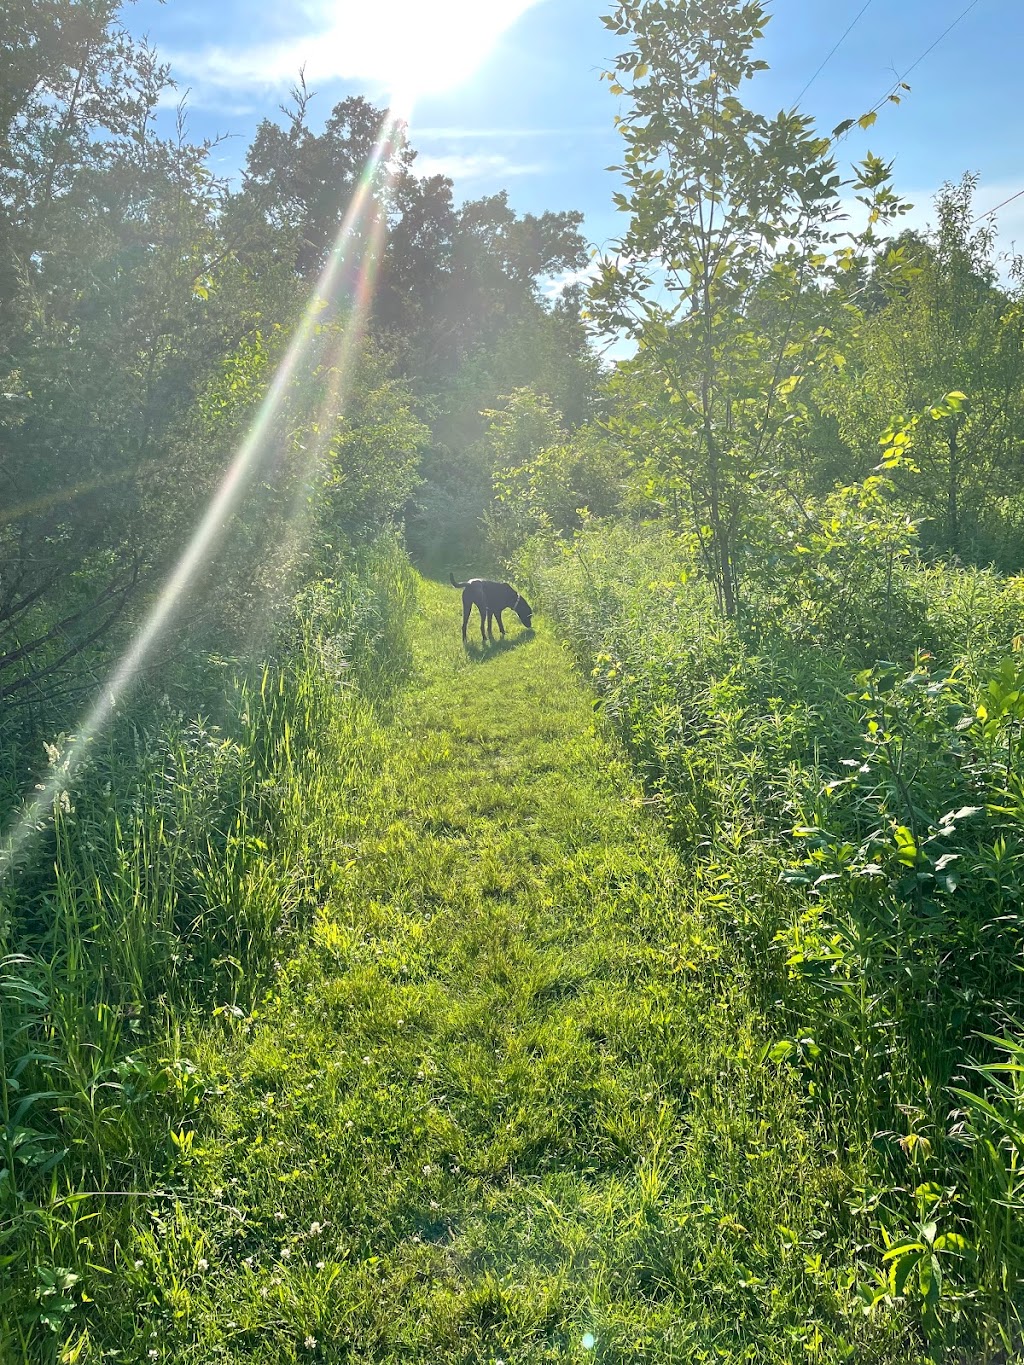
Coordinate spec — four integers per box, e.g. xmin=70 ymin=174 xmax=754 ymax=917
xmin=0 ymin=113 xmax=404 ymax=879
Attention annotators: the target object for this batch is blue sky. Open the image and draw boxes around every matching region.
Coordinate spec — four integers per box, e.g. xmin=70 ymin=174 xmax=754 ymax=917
xmin=131 ymin=0 xmax=1024 ymax=265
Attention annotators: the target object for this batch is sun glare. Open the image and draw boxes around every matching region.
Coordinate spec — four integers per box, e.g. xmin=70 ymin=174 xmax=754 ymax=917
xmin=0 ymin=115 xmax=404 ymax=881
xmin=303 ymin=0 xmax=536 ymax=105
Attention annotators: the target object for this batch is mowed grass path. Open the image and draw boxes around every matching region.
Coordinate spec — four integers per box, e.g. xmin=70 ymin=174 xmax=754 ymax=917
xmin=127 ymin=576 xmax=912 ymax=1363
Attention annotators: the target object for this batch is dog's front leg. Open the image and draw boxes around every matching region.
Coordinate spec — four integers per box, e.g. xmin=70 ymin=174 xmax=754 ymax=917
xmin=478 ymin=603 xmax=487 ymax=643
xmin=495 ymin=610 xmax=505 ymax=637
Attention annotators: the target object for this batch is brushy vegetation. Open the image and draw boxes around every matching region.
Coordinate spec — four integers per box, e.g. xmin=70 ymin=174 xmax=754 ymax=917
xmin=11 ymin=577 xmax=928 ymax=1363
xmin=0 ymin=543 xmax=414 ymax=1359
xmin=519 ymin=519 xmax=1024 ymax=1358
xmin=9 ymin=0 xmax=1024 ymax=1358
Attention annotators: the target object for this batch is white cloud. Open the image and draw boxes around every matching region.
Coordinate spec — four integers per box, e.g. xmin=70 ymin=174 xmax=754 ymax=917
xmin=165 ymin=0 xmax=544 ymax=103
xmin=412 ymin=151 xmax=544 ymax=182
xmin=543 ymin=259 xmax=601 ymax=298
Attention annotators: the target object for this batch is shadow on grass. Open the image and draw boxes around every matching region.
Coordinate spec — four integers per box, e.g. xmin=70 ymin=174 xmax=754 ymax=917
xmin=464 ymin=630 xmax=536 ymax=664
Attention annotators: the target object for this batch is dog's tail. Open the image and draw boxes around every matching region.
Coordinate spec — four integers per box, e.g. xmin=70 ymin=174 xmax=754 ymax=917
xmin=449 ymin=572 xmax=468 ymax=589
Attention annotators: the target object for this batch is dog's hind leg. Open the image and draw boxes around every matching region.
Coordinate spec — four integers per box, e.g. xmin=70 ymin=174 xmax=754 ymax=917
xmin=478 ymin=602 xmax=488 ymax=644
xmin=495 ymin=610 xmax=505 ymax=638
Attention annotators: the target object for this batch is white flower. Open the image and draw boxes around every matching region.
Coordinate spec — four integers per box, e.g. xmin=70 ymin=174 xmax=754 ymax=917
xmin=274 ymin=1211 xmax=285 ymax=1221
xmin=305 ymin=1336 xmax=317 ymax=1348
xmin=197 ymin=1257 xmax=209 ymax=1271
xmin=134 ymin=1259 xmax=144 ymax=1270
xmin=148 ymin=1353 xmax=159 ymax=1361
xmin=280 ymin=1246 xmax=292 ymax=1259
xmin=422 ymin=1164 xmax=432 ymax=1177
xmin=309 ymin=1221 xmax=323 ymax=1235
xmin=316 ymin=1260 xmax=326 ymax=1270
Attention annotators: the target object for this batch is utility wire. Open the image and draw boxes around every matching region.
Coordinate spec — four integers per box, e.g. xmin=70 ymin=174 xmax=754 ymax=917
xmin=794 ymin=0 xmax=875 ymax=106
xmin=866 ymin=0 xmax=984 ymax=118
xmin=971 ymin=185 xmax=1024 ymax=226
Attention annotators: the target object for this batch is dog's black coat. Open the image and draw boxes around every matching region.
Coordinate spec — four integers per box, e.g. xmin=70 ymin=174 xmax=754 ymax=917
xmin=449 ymin=574 xmax=533 ymax=643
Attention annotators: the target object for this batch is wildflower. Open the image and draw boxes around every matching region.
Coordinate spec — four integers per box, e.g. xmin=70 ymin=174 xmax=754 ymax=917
xmin=280 ymin=1246 xmax=292 ymax=1259
xmin=148 ymin=1353 xmax=158 ymax=1361
xmin=362 ymin=1055 xmax=371 ymax=1065
xmin=429 ymin=1200 xmax=440 ymax=1211
xmin=309 ymin=1221 xmax=323 ymax=1235
xmin=422 ymin=1164 xmax=432 ymax=1177
xmin=305 ymin=1336 xmax=317 ymax=1349
xmin=197 ymin=1258 xmax=209 ymax=1271
xmin=134 ymin=1259 xmax=144 ymax=1270
xmin=316 ymin=1260 xmax=326 ymax=1270
xmin=274 ymin=1211 xmax=285 ymax=1221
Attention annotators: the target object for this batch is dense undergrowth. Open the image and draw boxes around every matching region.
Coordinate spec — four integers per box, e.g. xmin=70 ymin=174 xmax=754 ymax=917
xmin=519 ymin=519 xmax=1024 ymax=1357
xmin=23 ymin=576 xmax=922 ymax=1363
xmin=0 ymin=539 xmax=414 ymax=1359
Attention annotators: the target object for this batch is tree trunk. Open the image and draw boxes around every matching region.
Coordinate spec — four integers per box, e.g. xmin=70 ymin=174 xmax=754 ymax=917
xmin=947 ymin=422 xmax=960 ymax=555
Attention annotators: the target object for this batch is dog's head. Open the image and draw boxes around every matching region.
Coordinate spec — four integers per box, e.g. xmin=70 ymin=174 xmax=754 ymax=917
xmin=515 ymin=597 xmax=533 ymax=629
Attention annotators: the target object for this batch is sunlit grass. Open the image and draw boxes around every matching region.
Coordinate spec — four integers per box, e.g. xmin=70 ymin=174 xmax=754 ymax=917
xmin=15 ymin=574 xmax=917 ymax=1363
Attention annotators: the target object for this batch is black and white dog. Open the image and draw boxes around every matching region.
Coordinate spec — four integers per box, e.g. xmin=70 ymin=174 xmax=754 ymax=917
xmin=449 ymin=574 xmax=533 ymax=644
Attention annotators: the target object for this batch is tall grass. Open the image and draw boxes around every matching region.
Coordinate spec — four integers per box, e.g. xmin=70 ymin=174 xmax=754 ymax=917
xmin=518 ymin=521 xmax=1024 ymax=1359
xmin=0 ymin=538 xmax=414 ymax=1359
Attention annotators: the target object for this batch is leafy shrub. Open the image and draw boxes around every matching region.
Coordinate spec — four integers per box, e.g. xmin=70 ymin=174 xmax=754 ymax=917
xmin=522 ymin=518 xmax=1024 ymax=1353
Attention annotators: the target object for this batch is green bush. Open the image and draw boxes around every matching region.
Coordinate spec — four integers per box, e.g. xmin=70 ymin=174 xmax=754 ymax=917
xmin=520 ymin=519 xmax=1024 ymax=1355
xmin=0 ymin=539 xmax=414 ymax=1359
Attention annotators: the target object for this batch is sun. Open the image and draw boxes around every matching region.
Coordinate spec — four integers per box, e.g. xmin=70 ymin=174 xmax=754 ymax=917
xmin=310 ymin=0 xmax=540 ymax=105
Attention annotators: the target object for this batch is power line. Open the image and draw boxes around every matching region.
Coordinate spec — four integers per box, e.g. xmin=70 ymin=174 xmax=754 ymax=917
xmin=829 ymin=0 xmax=986 ymax=145
xmin=795 ymin=0 xmax=875 ymax=107
xmin=971 ymin=185 xmax=1024 ymax=226
xmin=867 ymin=0 xmax=984 ymax=118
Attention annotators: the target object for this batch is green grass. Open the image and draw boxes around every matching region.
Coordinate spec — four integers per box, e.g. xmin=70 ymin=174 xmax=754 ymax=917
xmin=52 ymin=574 xmax=917 ymax=1363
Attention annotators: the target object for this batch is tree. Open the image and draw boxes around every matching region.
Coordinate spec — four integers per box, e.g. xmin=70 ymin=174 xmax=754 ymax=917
xmin=589 ymin=0 xmax=907 ymax=615
xmin=818 ymin=176 xmax=1024 ymax=563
